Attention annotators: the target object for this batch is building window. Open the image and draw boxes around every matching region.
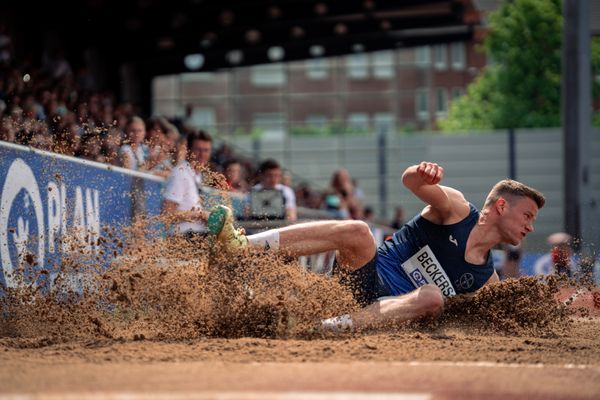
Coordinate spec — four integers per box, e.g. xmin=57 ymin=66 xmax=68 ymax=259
xmin=305 ymin=59 xmax=329 ymax=80
xmin=252 ymin=112 xmax=286 ymax=139
xmin=415 ymin=46 xmax=431 ymax=68
xmin=373 ymin=112 xmax=395 ymax=133
xmin=181 ymin=72 xmax=215 ymax=82
xmin=306 ymin=114 xmax=328 ymax=128
xmin=347 ymin=113 xmax=370 ymax=131
xmin=436 ymin=88 xmax=448 ymax=117
xmin=251 ymin=64 xmax=286 ymax=86
xmin=451 ymin=42 xmax=465 ymax=70
xmin=186 ymin=107 xmax=216 ymax=130
xmin=346 ymin=54 xmax=369 ymax=79
xmin=372 ymin=51 xmax=394 ymax=79
xmin=433 ymin=45 xmax=447 ymax=70
xmin=415 ymin=88 xmax=429 ymax=120
xmin=451 ymin=87 xmax=465 ymax=100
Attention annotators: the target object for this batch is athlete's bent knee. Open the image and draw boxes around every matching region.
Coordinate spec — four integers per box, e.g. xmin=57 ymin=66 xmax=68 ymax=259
xmin=416 ymin=284 xmax=444 ymax=316
xmin=348 ymin=220 xmax=374 ymax=243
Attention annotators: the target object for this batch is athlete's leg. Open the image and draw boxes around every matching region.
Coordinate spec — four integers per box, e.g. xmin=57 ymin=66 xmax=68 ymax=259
xmin=322 ymin=284 xmax=444 ymax=332
xmin=255 ymin=220 xmax=376 ymax=271
xmin=208 ymin=205 xmax=376 ymax=270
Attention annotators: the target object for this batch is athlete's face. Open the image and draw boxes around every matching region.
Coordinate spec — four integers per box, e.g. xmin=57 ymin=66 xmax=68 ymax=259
xmin=498 ymin=196 xmax=538 ymax=245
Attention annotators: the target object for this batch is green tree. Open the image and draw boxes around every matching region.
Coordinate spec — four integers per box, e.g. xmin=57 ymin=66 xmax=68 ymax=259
xmin=440 ymin=0 xmax=563 ymax=130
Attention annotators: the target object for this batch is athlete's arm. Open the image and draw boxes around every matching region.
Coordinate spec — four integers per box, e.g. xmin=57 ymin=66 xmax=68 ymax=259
xmin=402 ymin=161 xmax=469 ymax=224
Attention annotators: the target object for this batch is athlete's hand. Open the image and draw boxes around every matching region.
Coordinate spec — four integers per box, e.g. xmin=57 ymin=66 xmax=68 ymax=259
xmin=416 ymin=161 xmax=444 ymax=185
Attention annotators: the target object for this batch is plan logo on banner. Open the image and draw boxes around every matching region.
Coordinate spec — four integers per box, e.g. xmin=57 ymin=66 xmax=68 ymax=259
xmin=0 ymin=158 xmax=45 ymax=288
xmin=0 ymin=157 xmax=102 ymax=289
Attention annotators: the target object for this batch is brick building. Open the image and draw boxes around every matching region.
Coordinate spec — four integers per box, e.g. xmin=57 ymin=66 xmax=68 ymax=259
xmin=153 ymin=40 xmax=487 ymax=137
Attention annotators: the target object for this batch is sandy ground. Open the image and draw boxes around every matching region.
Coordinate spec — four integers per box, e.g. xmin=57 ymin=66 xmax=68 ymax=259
xmin=2 ymin=228 xmax=599 ymax=399
xmin=1 ymin=318 xmax=599 ymax=399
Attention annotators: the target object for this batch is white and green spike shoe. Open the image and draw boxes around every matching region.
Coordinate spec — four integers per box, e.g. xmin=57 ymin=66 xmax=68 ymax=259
xmin=207 ymin=205 xmax=249 ymax=251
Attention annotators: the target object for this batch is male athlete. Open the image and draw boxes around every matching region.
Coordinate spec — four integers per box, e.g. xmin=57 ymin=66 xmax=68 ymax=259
xmin=208 ymin=161 xmax=545 ymax=332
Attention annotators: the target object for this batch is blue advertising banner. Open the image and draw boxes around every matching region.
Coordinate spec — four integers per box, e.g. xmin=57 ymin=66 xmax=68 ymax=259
xmin=0 ymin=142 xmax=164 ymax=289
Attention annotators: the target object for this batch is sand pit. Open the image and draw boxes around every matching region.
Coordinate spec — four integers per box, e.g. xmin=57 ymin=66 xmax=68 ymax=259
xmin=1 ymin=218 xmax=600 ymax=398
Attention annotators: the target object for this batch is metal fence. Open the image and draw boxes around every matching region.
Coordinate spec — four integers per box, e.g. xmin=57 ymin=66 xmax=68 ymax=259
xmin=217 ymin=128 xmax=600 ymax=252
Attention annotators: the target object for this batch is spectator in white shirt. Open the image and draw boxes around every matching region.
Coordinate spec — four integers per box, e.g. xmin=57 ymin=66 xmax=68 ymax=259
xmin=119 ymin=116 xmax=149 ymax=171
xmin=251 ymin=159 xmax=297 ymax=221
xmin=161 ymin=130 xmax=213 ymax=236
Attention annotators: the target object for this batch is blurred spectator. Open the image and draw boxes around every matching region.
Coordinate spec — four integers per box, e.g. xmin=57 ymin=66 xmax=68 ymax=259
xmin=76 ymin=132 xmax=103 ymax=162
xmin=101 ymin=126 xmax=123 ymax=166
xmin=213 ymin=142 xmax=235 ymax=168
xmin=53 ymin=122 xmax=81 ymax=156
xmin=28 ymin=122 xmax=53 ymax=151
xmin=161 ymin=130 xmax=213 ymax=237
xmin=491 ymin=243 xmax=522 ymax=280
xmin=352 ymin=177 xmax=366 ymax=203
xmin=149 ymin=120 xmax=181 ymax=178
xmin=119 ymin=116 xmax=149 ymax=171
xmin=548 ymin=232 xmax=575 ymax=277
xmin=532 ymin=232 xmax=576 ymax=277
xmin=282 ymin=170 xmax=293 ymax=188
xmin=145 ymin=116 xmax=171 ymax=177
xmin=329 ymin=168 xmax=363 ymax=219
xmin=323 ymin=192 xmax=346 ymax=219
xmin=295 ymin=181 xmax=322 ymax=210
xmin=223 ymin=158 xmax=248 ymax=193
xmin=390 ymin=206 xmax=405 ymax=230
xmin=250 ymin=158 xmax=297 ymax=221
xmin=0 ymin=117 xmax=16 ymax=143
xmin=363 ymin=206 xmax=375 ymax=223
xmin=0 ymin=23 xmax=13 ymax=66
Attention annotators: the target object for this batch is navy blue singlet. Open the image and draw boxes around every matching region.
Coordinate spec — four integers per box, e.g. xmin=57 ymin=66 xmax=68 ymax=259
xmin=376 ymin=203 xmax=494 ymax=297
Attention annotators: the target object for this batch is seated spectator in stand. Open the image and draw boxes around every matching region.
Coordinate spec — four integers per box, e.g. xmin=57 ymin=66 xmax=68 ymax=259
xmin=223 ymin=158 xmax=248 ymax=193
xmin=250 ymin=159 xmax=297 ymax=221
xmin=151 ymin=121 xmax=181 ymax=177
xmin=548 ymin=232 xmax=575 ymax=277
xmin=53 ymin=122 xmax=81 ymax=156
xmin=330 ymin=168 xmax=364 ymax=220
xmin=282 ymin=169 xmax=293 ymax=188
xmin=119 ymin=116 xmax=149 ymax=171
xmin=162 ymin=130 xmax=213 ymax=238
xmin=76 ymin=132 xmax=104 ymax=162
xmin=100 ymin=126 xmax=123 ymax=166
xmin=390 ymin=206 xmax=405 ymax=230
xmin=28 ymin=121 xmax=53 ymax=152
xmin=532 ymin=232 xmax=576 ymax=277
xmin=0 ymin=117 xmax=17 ymax=143
xmin=145 ymin=116 xmax=178 ymax=178
xmin=503 ymin=243 xmax=523 ymax=279
xmin=363 ymin=206 xmax=375 ymax=223
xmin=295 ymin=181 xmax=322 ymax=210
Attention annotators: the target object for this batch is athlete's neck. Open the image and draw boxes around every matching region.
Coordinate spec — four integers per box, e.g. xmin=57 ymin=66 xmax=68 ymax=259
xmin=465 ymin=217 xmax=501 ymax=265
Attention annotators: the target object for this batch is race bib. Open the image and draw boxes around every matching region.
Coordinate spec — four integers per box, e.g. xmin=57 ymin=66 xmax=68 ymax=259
xmin=401 ymin=245 xmax=456 ymax=297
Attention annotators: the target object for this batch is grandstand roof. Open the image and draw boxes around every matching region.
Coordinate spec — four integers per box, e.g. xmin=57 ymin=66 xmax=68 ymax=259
xmin=4 ymin=0 xmax=482 ymax=75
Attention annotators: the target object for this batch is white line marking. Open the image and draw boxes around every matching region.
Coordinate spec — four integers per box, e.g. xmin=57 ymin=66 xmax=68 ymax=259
xmin=0 ymin=392 xmax=431 ymax=400
xmin=392 ymin=360 xmax=596 ymax=370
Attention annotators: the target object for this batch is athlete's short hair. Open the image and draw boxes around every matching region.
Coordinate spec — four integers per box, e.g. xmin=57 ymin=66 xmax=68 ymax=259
xmin=484 ymin=179 xmax=545 ymax=209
